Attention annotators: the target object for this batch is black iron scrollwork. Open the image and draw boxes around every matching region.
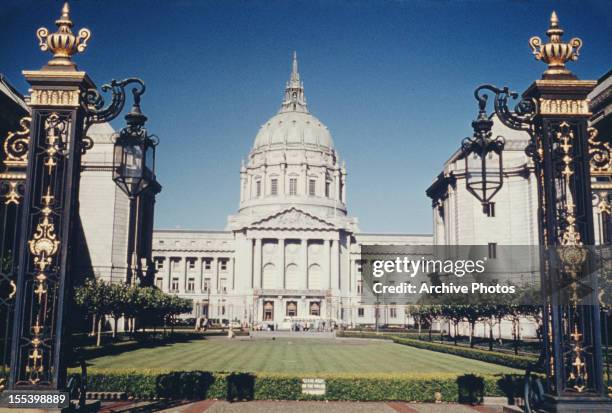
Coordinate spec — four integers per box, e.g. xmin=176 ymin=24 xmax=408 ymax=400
xmin=81 ymin=77 xmax=145 ymax=128
xmin=461 ymin=93 xmax=506 ymax=158
xmin=474 ymin=84 xmax=536 ymax=132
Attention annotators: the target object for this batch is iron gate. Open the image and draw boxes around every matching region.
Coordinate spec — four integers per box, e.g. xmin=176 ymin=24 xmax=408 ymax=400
xmin=0 ymin=116 xmax=28 ymax=391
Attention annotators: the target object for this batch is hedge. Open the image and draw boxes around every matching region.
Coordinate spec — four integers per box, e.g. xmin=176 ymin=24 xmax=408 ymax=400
xmin=391 ymin=337 xmax=538 ymax=371
xmin=337 ymin=331 xmax=538 ymax=371
xmin=78 ymin=368 xmax=524 ymax=402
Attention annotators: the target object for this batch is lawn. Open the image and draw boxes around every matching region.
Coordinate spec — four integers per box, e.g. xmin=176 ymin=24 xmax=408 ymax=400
xmin=86 ymin=337 xmax=522 ymax=374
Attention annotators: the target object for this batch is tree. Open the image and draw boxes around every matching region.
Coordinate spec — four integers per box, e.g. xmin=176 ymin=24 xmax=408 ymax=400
xmin=74 ymin=279 xmax=113 ymax=346
xmin=107 ymin=283 xmax=130 ymax=338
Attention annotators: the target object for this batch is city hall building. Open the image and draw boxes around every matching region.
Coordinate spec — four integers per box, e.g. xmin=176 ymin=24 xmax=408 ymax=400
xmin=150 ymin=54 xmax=431 ymax=327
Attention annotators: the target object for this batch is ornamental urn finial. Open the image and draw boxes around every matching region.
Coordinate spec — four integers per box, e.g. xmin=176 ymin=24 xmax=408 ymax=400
xmin=36 ymin=2 xmax=91 ymax=68
xmin=529 ymin=11 xmax=582 ymax=79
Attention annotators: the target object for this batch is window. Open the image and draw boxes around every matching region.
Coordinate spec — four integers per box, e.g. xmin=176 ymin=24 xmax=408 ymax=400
xmin=171 ymin=258 xmax=179 ymax=271
xmin=204 ymin=259 xmax=212 ymax=270
xmin=219 ymin=278 xmax=227 ymax=293
xmin=339 ymin=181 xmax=344 ymax=202
xmin=289 ymin=178 xmax=298 ymax=196
xmin=356 ymin=260 xmax=362 ymax=274
xmin=256 ymin=180 xmax=261 ymax=197
xmin=286 ymin=301 xmax=298 ymax=317
xmin=488 ymin=242 xmax=497 ymax=259
xmin=187 ymin=258 xmax=196 ymax=270
xmin=309 ymin=179 xmax=316 ymax=196
xmin=390 ymin=306 xmax=397 ymax=319
xmin=154 ymin=258 xmax=164 ymax=270
xmin=171 ymin=277 xmax=179 ymax=292
xmin=264 ymin=301 xmax=274 ymax=321
xmin=155 ymin=277 xmax=163 ymax=289
xmin=358 ymin=307 xmax=364 ymax=317
xmin=203 ymin=278 xmax=211 ymax=293
xmin=270 ymin=178 xmax=278 ymax=195
xmin=325 ymin=181 xmax=330 ymax=197
xmin=221 ymin=305 xmax=226 ymax=316
xmin=159 ymin=240 xmax=165 ymax=245
xmin=357 ymin=279 xmax=363 ymax=294
xmin=220 ymin=259 xmax=228 ymax=271
xmin=486 ymin=202 xmax=496 ymax=217
xmin=187 ymin=278 xmax=195 ymax=292
xmin=310 ymin=302 xmax=320 ymax=316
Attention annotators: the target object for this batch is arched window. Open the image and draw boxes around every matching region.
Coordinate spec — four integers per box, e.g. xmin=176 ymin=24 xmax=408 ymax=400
xmin=308 ymin=264 xmax=321 ymax=290
xmin=285 ymin=263 xmax=299 ymax=290
xmin=310 ymin=301 xmax=320 ymax=316
xmin=262 ymin=263 xmax=276 ymax=289
xmin=286 ymin=301 xmax=297 ymax=317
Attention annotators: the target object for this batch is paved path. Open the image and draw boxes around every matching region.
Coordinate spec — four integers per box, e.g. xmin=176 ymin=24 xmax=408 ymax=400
xmin=100 ymin=400 xmax=510 ymax=413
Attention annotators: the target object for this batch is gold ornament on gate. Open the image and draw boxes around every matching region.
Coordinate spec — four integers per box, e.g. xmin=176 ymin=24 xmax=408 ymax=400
xmin=36 ymin=2 xmax=91 ymax=67
xmin=529 ymin=11 xmax=582 ymax=77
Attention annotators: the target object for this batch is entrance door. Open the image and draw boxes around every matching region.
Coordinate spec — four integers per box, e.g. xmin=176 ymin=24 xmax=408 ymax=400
xmin=263 ymin=301 xmax=274 ymax=321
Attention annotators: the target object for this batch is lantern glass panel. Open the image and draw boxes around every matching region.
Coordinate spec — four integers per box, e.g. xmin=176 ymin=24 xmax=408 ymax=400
xmin=113 ymin=142 xmax=123 ymax=182
xmin=465 ymin=149 xmax=503 ymax=204
xmin=124 ymin=144 xmax=144 ymax=179
xmin=144 ymin=142 xmax=155 ymax=177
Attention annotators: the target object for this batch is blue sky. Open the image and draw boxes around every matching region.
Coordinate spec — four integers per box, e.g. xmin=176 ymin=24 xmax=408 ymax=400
xmin=1 ymin=0 xmax=610 ymax=233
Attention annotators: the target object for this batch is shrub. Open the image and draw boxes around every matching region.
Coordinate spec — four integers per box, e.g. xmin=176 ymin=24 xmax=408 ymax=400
xmin=391 ymin=337 xmax=537 ymax=370
xmin=457 ymin=374 xmax=484 ymax=404
xmin=78 ymin=369 xmax=519 ymax=402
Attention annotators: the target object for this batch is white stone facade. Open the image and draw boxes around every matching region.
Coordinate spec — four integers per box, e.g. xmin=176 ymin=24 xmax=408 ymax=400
xmin=78 ymin=122 xmax=132 ymax=283
xmin=151 ymin=54 xmax=432 ymax=327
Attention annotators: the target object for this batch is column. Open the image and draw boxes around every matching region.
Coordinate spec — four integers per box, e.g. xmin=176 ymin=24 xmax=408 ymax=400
xmin=277 ymin=238 xmax=285 ymax=289
xmin=280 ymin=164 xmax=286 ymax=195
xmin=166 ymin=257 xmax=172 ymax=291
xmin=301 ymin=239 xmax=308 ymax=290
xmin=341 ymin=174 xmax=346 ymax=203
xmin=334 ymin=170 xmax=340 ymax=200
xmin=198 ymin=257 xmax=204 ymax=293
xmin=212 ymin=257 xmax=219 ymax=293
xmin=254 ymin=238 xmax=262 ymax=289
xmin=301 ymin=164 xmax=307 ymax=195
xmin=345 ymin=235 xmax=351 ymax=292
xmin=324 ymin=239 xmax=331 ymax=290
xmin=231 ymin=257 xmax=236 ymax=290
xmin=179 ymin=257 xmax=186 ymax=293
xmin=331 ymin=239 xmax=339 ymax=290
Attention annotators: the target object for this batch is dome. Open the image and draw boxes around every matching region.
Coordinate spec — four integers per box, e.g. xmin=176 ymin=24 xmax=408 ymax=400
xmin=253 ymin=111 xmax=333 ymax=150
xmin=251 ymin=51 xmax=334 ymax=151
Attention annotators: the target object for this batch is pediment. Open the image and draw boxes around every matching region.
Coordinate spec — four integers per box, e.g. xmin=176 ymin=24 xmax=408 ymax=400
xmin=249 ymin=208 xmax=335 ymax=230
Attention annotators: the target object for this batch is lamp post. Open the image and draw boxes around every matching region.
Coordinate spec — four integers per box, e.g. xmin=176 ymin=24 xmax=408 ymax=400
xmin=112 ymin=82 xmax=159 ymax=286
xmin=462 ymin=12 xmax=611 ymax=412
xmin=461 ymin=87 xmax=506 ymax=214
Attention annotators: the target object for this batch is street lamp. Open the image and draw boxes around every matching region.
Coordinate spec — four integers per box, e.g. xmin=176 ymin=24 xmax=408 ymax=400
xmin=461 ymin=86 xmax=505 ymax=214
xmin=112 ymin=81 xmax=158 ymax=199
xmin=112 ymin=81 xmax=159 ymax=286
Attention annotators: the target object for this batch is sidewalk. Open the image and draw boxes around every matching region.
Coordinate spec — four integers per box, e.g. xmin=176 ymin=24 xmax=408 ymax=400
xmin=100 ymin=400 xmax=511 ymax=413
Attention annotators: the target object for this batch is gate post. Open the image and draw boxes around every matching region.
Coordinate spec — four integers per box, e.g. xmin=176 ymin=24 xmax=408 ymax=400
xmin=6 ymin=2 xmax=94 ymax=393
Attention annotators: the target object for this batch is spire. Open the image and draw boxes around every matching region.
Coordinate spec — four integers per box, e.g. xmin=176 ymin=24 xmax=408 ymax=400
xmin=291 ymin=51 xmax=300 ymax=82
xmin=280 ymin=51 xmax=308 ymax=113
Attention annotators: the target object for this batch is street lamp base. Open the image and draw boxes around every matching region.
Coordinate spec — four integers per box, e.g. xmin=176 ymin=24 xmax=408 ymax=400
xmin=542 ymin=394 xmax=612 ymax=412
